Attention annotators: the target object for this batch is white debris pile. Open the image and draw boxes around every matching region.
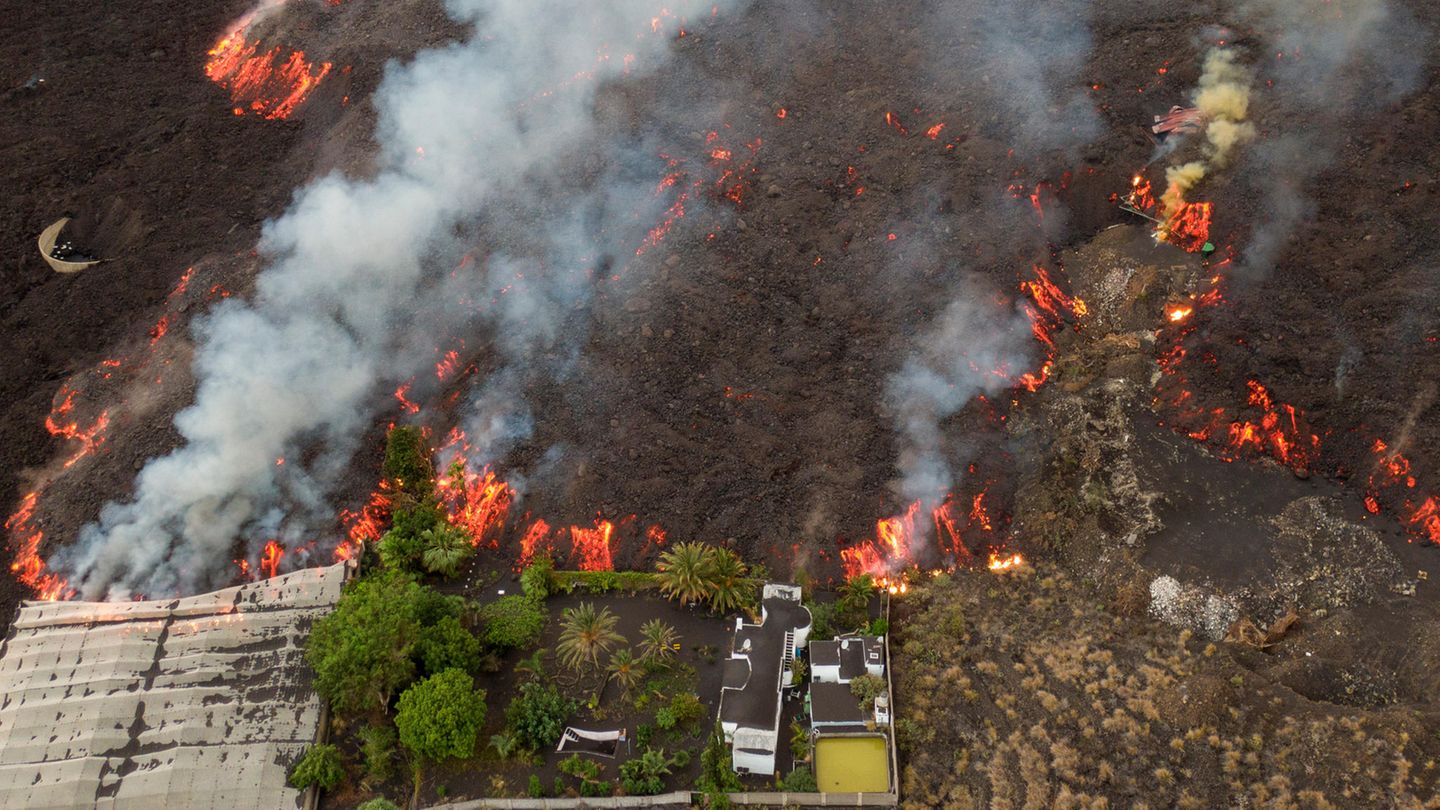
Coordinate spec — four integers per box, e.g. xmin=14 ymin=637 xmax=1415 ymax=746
xmin=1149 ymin=574 xmax=1239 ymax=641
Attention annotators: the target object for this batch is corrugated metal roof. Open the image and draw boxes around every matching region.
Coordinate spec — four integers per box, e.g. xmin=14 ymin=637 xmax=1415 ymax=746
xmin=0 ymin=562 xmax=348 ymax=809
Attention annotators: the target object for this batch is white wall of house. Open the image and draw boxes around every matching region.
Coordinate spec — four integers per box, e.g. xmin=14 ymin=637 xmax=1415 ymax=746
xmin=812 ymin=662 xmax=841 ymax=683
xmin=731 ymin=727 xmax=777 ymax=775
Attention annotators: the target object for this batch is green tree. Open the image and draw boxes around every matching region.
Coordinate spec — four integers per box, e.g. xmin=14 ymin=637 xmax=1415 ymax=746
xmin=638 ymin=619 xmax=679 ymax=665
xmin=416 ymin=615 xmax=481 ymax=676
xmin=396 ymin=669 xmax=488 ymax=801
xmin=359 ymin=724 xmax=398 ymax=782
xmin=849 ymin=672 xmax=886 ymax=706
xmin=520 ymin=555 xmax=554 ymax=600
xmin=556 ymin=602 xmax=625 ymax=673
xmin=307 ymin=571 xmax=426 ymax=715
xmin=697 ymin=723 xmax=742 ymax=801
xmin=288 ymin=743 xmax=344 ymax=792
xmin=420 ymin=523 xmax=474 ymax=578
xmin=377 ymin=527 xmax=427 ymax=572
xmin=478 ymin=595 xmax=546 ymax=650
xmin=837 ymin=573 xmax=874 ymax=631
xmin=706 ymin=548 xmax=750 ymax=614
xmin=619 ymin=747 xmax=679 ymax=795
xmin=655 ymin=542 xmax=714 ymax=605
xmin=606 ymin=648 xmax=642 ymax=694
xmin=383 ymin=425 xmax=435 ymax=503
xmin=505 ymin=680 xmax=576 ymax=751
xmin=789 ymin=719 xmax=810 ymax=762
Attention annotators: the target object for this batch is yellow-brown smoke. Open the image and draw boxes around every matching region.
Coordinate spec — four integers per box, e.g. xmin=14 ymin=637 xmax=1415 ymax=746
xmin=1161 ymin=48 xmax=1256 ymax=220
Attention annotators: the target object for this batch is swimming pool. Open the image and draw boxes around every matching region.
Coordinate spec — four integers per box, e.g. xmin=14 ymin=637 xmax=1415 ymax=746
xmin=814 ymin=734 xmax=889 ymax=793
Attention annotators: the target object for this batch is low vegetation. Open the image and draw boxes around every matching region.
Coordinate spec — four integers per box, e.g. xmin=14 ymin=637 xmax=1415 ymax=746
xmin=891 ymin=563 xmax=1440 ymax=808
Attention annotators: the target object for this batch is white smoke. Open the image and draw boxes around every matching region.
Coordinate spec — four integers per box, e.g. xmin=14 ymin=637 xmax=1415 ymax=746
xmin=1237 ymin=0 xmax=1426 ymax=274
xmin=887 ymin=273 xmax=1035 ymax=508
xmin=54 ymin=0 xmax=740 ymax=599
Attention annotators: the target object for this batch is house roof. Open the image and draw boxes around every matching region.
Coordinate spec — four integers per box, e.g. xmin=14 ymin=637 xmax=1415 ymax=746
xmin=811 ymin=681 xmax=867 ymax=726
xmin=810 ymin=634 xmax=884 ymax=680
xmin=0 ymin=563 xmax=348 ymax=809
xmin=718 ymin=586 xmax=810 ymax=738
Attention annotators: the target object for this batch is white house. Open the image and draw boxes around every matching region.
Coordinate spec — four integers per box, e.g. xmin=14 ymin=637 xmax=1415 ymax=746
xmin=809 ymin=634 xmax=884 ymax=684
xmin=717 ymin=584 xmax=812 ymax=775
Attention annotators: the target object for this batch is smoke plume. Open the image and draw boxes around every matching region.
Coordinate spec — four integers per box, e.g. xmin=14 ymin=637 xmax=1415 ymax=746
xmin=53 ymin=0 xmax=740 ymax=599
xmin=887 ymin=274 xmax=1035 ymax=509
xmin=1236 ymin=0 xmax=1427 ymax=273
xmin=1160 ymin=48 xmax=1256 ymax=219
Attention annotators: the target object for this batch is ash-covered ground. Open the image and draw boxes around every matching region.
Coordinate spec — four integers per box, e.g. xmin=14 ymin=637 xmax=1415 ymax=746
xmin=4 ymin=2 xmax=1440 ymax=793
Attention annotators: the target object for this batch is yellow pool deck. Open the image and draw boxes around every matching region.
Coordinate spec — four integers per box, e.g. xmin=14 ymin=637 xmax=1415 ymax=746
xmin=814 ymin=735 xmax=890 ymax=793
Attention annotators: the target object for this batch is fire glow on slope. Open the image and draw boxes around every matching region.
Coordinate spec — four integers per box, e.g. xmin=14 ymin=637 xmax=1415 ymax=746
xmin=838 ymin=255 xmax=1088 ymax=582
xmin=1140 ymin=175 xmax=1440 ymax=548
xmin=205 ymin=19 xmax=333 ymax=119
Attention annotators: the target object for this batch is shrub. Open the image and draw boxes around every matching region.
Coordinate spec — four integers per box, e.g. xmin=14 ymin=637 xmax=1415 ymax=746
xmin=395 ymin=669 xmax=488 ymax=766
xmin=620 ymin=748 xmax=680 ymax=795
xmin=669 ymin=692 xmax=705 ymax=727
xmin=869 ymin=617 xmax=890 ymax=636
xmin=288 ymin=743 xmax=344 ymax=792
xmin=478 ymin=595 xmax=546 ymax=650
xmin=520 ymin=556 xmax=555 ymax=600
xmin=419 ymin=524 xmax=474 ymax=578
xmin=850 ymin=673 xmax=886 ymax=707
xmin=807 ymin=601 xmax=836 ymax=641
xmin=416 ymin=615 xmax=481 ymax=676
xmin=359 ymin=724 xmax=397 ymax=782
xmin=655 ymin=707 xmax=678 ymax=731
xmin=780 ymin=765 xmax=817 ymax=792
xmin=506 ymin=680 xmax=576 ymax=751
xmin=528 ymin=774 xmax=544 ymax=798
xmin=358 ymin=800 xmax=402 ymax=810
xmin=560 ymin=753 xmax=608 ymax=795
xmin=635 ymin=723 xmax=654 ymax=750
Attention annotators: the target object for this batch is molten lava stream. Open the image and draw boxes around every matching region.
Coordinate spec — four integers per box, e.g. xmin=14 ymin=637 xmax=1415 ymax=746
xmin=205 ymin=26 xmax=333 ymax=120
xmin=4 ymin=492 xmax=69 ymax=601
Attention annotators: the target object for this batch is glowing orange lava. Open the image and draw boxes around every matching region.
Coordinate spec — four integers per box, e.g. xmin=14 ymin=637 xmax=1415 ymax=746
xmin=4 ymin=492 xmax=68 ymax=601
xmin=206 ymin=23 xmax=333 ymax=120
xmin=260 ymin=540 xmax=284 ymax=579
xmin=987 ymin=552 xmax=1025 ymax=571
xmin=569 ymin=519 xmax=615 ymax=571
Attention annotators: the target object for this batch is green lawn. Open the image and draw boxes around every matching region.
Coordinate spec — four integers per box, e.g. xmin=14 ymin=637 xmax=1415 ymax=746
xmin=814 ymin=735 xmax=889 ymax=793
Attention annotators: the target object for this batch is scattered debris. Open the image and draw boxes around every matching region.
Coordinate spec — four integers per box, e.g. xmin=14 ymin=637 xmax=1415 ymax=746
xmin=1226 ymin=607 xmax=1300 ymax=649
xmin=1152 ymin=105 xmax=1206 ymax=136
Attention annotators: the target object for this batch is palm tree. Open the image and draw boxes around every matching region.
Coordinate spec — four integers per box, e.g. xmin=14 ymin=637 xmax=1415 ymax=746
xmin=707 ymin=548 xmax=751 ymax=614
xmin=420 ymin=524 xmax=473 ymax=577
xmin=638 ymin=619 xmax=679 ymax=665
xmin=607 ymin=648 xmax=643 ymax=694
xmin=557 ymin=602 xmax=625 ymax=673
xmin=656 ymin=542 xmax=715 ymax=605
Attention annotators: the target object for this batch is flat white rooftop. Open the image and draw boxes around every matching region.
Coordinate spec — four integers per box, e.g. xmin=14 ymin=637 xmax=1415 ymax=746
xmin=0 ymin=562 xmax=348 ymax=809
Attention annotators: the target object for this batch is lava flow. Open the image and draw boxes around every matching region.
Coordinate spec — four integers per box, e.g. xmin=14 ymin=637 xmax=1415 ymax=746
xmin=1016 ymin=263 xmax=1088 ymax=392
xmin=4 ymin=492 xmax=70 ymax=601
xmin=839 ymin=486 xmax=1002 ymax=581
xmin=206 ymin=23 xmax=333 ymax=119
xmin=1366 ymin=439 xmax=1440 ymax=544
